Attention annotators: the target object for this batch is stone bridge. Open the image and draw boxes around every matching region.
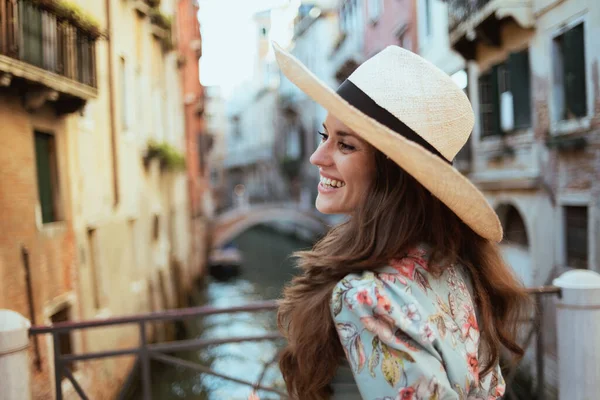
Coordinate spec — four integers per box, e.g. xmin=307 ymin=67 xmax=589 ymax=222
xmin=210 ymin=202 xmax=329 ymax=248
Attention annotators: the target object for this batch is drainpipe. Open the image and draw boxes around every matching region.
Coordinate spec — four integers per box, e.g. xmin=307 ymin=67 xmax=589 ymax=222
xmin=21 ymin=247 xmax=41 ymax=371
xmin=105 ymin=0 xmax=119 ymax=206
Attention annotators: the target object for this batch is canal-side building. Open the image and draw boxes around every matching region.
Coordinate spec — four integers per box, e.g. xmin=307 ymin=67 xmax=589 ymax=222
xmin=0 ymin=0 xmax=201 ymax=398
xmin=442 ymin=0 xmax=600 ymax=396
xmin=276 ymin=1 xmax=339 ymax=209
xmin=222 ymin=6 xmax=293 ymax=208
xmin=330 ymin=0 xmax=365 ymax=83
xmin=177 ymin=0 xmax=212 ymax=292
xmin=363 ymin=0 xmax=419 ymax=57
xmin=0 ymin=0 xmax=100 ymax=397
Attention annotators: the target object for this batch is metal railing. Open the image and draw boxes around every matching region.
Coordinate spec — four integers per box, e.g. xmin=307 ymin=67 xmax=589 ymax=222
xmin=0 ymin=0 xmax=97 ymax=87
xmin=504 ymin=285 xmax=562 ymax=400
xmin=446 ymin=0 xmax=492 ymax=31
xmin=29 ymin=286 xmax=561 ymax=400
xmin=29 ymin=300 xmax=286 ymax=400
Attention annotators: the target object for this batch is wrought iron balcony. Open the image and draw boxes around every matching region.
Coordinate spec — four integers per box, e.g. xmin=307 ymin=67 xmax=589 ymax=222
xmin=445 ymin=0 xmax=534 ymax=60
xmin=0 ymin=0 xmax=99 ymax=109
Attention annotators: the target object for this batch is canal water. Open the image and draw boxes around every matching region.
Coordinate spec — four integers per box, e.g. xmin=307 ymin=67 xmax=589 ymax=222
xmin=130 ymin=224 xmax=315 ymax=400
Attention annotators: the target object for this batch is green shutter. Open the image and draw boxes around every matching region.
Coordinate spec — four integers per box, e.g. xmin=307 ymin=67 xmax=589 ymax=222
xmin=19 ymin=2 xmax=43 ymax=67
xmin=509 ymin=49 xmax=532 ymax=128
xmin=491 ymin=64 xmax=501 ymax=135
xmin=563 ymin=23 xmax=587 ymax=118
xmin=34 ymin=132 xmax=55 ymax=223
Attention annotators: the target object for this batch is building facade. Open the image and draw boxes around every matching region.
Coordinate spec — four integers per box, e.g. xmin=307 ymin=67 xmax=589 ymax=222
xmin=177 ymin=0 xmax=211 ymax=285
xmin=276 ymin=1 xmax=340 ymax=208
xmin=0 ymin=0 xmax=205 ymax=397
xmin=441 ymin=0 xmax=600 ymax=395
xmin=363 ymin=0 xmax=419 ymax=56
xmin=222 ymin=6 xmax=293 ymax=209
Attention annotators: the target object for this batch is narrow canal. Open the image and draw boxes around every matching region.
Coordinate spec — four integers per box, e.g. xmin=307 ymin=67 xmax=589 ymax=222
xmin=130 ymin=224 xmax=316 ymax=400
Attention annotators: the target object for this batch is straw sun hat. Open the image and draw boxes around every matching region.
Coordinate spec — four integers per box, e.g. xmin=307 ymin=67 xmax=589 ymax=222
xmin=272 ymin=42 xmax=502 ymax=242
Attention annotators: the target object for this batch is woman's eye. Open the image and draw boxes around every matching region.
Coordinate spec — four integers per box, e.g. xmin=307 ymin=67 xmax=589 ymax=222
xmin=318 ymin=131 xmax=328 ymax=143
xmin=339 ymin=142 xmax=355 ymax=151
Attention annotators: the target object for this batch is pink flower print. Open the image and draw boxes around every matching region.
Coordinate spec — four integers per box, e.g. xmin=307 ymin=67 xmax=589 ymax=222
xmin=457 ymin=279 xmax=469 ymax=297
xmin=467 ymin=352 xmax=480 ymax=384
xmin=390 ymin=259 xmax=416 ymax=281
xmin=378 ymin=272 xmax=408 ymax=286
xmin=419 ymin=322 xmax=436 ymax=343
xmin=461 ymin=306 xmax=480 ymax=341
xmin=361 ymin=312 xmax=396 ymax=342
xmin=374 ymin=287 xmax=393 ymax=314
xmin=355 ymin=289 xmax=373 ymax=306
xmin=402 ymin=303 xmax=421 ymax=322
xmin=447 ymin=275 xmax=458 ymax=292
xmin=397 ymin=387 xmax=415 ymax=400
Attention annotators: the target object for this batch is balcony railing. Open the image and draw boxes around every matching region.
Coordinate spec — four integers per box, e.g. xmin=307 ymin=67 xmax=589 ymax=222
xmin=0 ymin=0 xmax=98 ymax=88
xmin=446 ymin=0 xmax=492 ymax=32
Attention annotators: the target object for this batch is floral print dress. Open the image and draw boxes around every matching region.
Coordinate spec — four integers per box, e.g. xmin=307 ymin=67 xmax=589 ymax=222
xmin=329 ymin=244 xmax=505 ymax=400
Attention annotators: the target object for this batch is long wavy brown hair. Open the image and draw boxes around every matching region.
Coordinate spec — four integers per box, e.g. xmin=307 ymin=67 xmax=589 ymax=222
xmin=277 ymin=149 xmax=530 ymax=399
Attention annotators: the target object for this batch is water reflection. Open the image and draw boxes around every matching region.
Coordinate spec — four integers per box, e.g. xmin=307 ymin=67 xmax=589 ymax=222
xmin=135 ymin=224 xmax=314 ymax=400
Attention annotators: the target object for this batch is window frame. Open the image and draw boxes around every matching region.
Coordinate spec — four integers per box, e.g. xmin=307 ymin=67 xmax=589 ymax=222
xmin=549 ymin=14 xmax=591 ymax=136
xmin=556 ymin=193 xmax=595 ymax=271
xmin=33 ymin=130 xmax=63 ymax=225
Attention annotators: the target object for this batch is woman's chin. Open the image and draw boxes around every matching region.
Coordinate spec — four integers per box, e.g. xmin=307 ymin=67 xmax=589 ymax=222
xmin=315 ymin=197 xmax=343 ymax=215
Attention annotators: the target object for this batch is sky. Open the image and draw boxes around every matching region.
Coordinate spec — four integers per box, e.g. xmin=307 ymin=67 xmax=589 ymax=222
xmin=198 ymin=0 xmax=292 ymax=94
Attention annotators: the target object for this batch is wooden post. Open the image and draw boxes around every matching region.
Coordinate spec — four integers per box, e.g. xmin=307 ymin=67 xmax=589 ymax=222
xmin=553 ymin=270 xmax=600 ymax=400
xmin=0 ymin=310 xmax=32 ymax=400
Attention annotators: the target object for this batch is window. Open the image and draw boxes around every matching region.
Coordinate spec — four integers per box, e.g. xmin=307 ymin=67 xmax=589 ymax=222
xmin=368 ymin=0 xmax=383 ymax=23
xmin=136 ymin=67 xmax=143 ymax=133
xmin=286 ymin=125 xmax=302 ymax=160
xmin=424 ymin=0 xmax=432 ymax=37
xmin=50 ymin=305 xmax=75 ymax=373
xmin=478 ymin=49 xmax=531 ymax=137
xmin=553 ymin=22 xmax=587 ymax=121
xmin=395 ymin=24 xmax=410 ymax=49
xmin=564 ymin=206 xmax=588 ymax=269
xmin=34 ymin=131 xmax=62 ymax=224
xmin=504 ymin=206 xmax=529 ymax=247
xmin=232 ymin=116 xmax=242 ymax=139
xmin=120 ymin=56 xmax=128 ymax=130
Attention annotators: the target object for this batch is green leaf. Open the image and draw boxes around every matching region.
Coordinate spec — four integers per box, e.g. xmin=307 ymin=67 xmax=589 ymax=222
xmin=368 ymin=336 xmax=381 ymax=377
xmin=381 ymin=344 xmax=401 ymax=387
xmin=331 ymin=286 xmax=345 ymax=316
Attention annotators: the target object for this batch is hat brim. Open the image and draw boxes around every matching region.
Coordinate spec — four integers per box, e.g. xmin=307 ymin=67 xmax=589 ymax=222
xmin=272 ymin=42 xmax=503 ymax=242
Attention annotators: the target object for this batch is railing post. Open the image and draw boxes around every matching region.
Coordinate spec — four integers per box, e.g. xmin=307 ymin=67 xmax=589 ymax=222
xmin=553 ymin=270 xmax=600 ymax=400
xmin=534 ymin=295 xmax=545 ymax=400
xmin=139 ymin=321 xmax=152 ymax=400
xmin=0 ymin=310 xmax=32 ymax=400
xmin=53 ymin=332 xmax=63 ymax=400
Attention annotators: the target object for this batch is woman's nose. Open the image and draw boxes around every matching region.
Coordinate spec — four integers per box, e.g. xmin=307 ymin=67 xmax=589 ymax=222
xmin=309 ymin=140 xmax=333 ymax=167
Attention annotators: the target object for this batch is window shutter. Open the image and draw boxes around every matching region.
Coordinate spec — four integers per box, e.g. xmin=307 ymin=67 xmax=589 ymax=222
xmin=491 ymin=64 xmax=501 ymax=135
xmin=564 ymin=206 xmax=588 ymax=269
xmin=563 ymin=23 xmax=587 ymax=118
xmin=35 ymin=132 xmax=55 ymax=223
xmin=509 ymin=50 xmax=532 ymax=128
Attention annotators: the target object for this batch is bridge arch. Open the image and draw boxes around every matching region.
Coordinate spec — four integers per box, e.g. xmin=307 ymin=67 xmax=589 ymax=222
xmin=211 ymin=204 xmax=329 ymax=248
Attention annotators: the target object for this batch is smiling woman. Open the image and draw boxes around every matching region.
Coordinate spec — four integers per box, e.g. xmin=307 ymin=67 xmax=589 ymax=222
xmin=310 ymin=117 xmax=376 ymax=215
xmin=270 ymin=42 xmax=531 ymax=400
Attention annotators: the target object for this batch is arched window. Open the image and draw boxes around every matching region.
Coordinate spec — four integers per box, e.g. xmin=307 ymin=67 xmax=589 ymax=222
xmin=498 ymin=204 xmax=529 ymax=247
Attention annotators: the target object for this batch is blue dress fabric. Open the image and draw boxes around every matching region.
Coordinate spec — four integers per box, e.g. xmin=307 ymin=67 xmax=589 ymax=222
xmin=329 ymin=244 xmax=505 ymax=400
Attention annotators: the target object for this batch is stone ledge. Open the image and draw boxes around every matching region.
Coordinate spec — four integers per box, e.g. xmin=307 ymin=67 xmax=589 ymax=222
xmin=0 ymin=55 xmax=97 ymax=101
